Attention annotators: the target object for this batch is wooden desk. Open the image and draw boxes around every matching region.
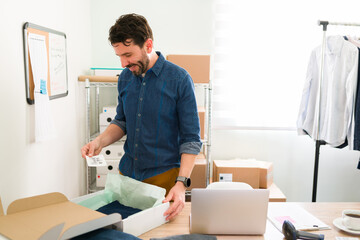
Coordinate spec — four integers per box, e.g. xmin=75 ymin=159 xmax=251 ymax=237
xmin=140 ymin=202 xmax=360 ymax=240
xmin=268 ymin=183 xmax=286 ymax=202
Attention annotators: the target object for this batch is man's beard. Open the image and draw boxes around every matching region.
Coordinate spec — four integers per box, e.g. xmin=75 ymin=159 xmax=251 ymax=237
xmin=127 ymin=51 xmax=150 ymax=76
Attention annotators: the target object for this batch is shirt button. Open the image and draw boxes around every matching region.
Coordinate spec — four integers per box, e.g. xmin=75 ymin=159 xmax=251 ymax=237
xmin=138 ymin=113 xmax=141 ymax=117
xmin=143 ymin=82 xmax=146 ymax=86
xmin=136 ymin=128 xmax=139 ymax=132
xmin=135 ymin=144 xmax=138 ymax=147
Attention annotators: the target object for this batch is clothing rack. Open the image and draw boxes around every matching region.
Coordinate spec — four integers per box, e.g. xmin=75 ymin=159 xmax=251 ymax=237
xmin=312 ymin=20 xmax=360 ymax=202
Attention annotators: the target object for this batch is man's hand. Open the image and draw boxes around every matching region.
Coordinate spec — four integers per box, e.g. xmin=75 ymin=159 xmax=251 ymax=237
xmin=81 ymin=124 xmax=126 ymax=159
xmin=81 ymin=138 xmax=102 ymax=158
xmin=162 ymin=182 xmax=186 ymax=221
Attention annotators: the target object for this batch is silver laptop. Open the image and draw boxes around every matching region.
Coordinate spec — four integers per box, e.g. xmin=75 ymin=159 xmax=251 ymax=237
xmin=190 ymin=188 xmax=269 ymax=235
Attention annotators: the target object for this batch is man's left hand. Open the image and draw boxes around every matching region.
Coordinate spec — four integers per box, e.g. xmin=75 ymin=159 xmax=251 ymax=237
xmin=162 ymin=182 xmax=186 ymax=221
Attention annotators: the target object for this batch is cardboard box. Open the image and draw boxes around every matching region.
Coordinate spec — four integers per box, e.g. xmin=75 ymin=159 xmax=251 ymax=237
xmin=166 ymin=55 xmax=210 ymax=83
xmin=100 ymin=125 xmax=107 ymax=134
xmin=101 ymin=143 xmax=124 ymax=159
xmin=96 ymin=160 xmax=121 ymax=187
xmin=99 ymin=112 xmax=115 ymax=126
xmin=97 ymin=160 xmax=120 ymax=175
xmin=258 ymin=160 xmax=273 ymax=189
xmin=213 ymin=159 xmax=260 ymax=189
xmin=103 ymin=106 xmax=117 ymax=114
xmin=188 ymin=154 xmax=207 ymax=190
xmin=72 ymin=190 xmax=169 ymax=237
xmin=0 ymin=192 xmax=121 ymax=240
xmin=96 ymin=174 xmax=107 ymax=187
xmin=198 ymin=106 xmax=205 ymax=139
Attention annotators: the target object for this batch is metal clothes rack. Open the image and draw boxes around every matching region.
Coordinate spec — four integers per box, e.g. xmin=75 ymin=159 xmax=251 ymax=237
xmin=312 ymin=20 xmax=360 ymax=202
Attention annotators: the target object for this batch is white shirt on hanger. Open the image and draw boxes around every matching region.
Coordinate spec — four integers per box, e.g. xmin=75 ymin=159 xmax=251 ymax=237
xmin=346 ymin=36 xmax=360 ymax=48
xmin=297 ymin=35 xmax=359 ymax=149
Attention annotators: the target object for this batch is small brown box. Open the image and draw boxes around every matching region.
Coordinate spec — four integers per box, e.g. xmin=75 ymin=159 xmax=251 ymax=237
xmin=198 ymin=107 xmax=205 ymax=139
xmin=166 ymin=55 xmax=210 ymax=83
xmin=188 ymin=154 xmax=207 ymax=190
xmin=258 ymin=161 xmax=273 ymax=189
xmin=212 ymin=159 xmax=260 ymax=189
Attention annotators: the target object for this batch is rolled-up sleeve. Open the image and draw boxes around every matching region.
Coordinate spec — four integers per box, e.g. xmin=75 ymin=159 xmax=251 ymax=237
xmin=177 ymin=73 xmax=202 ymax=155
xmin=110 ymin=77 xmax=127 ymax=134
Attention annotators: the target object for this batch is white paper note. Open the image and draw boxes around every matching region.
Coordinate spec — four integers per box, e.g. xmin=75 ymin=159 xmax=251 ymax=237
xmin=49 ymin=33 xmax=67 ymax=96
xmin=268 ymin=203 xmax=331 ymax=232
xmin=28 ymin=33 xmax=57 ymax=142
xmin=86 ymin=155 xmax=107 ymax=167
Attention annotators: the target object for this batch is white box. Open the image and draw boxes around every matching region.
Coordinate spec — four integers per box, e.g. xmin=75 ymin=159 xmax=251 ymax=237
xmin=97 ymin=160 xmax=120 ymax=175
xmin=103 ymin=106 xmax=117 ymax=114
xmin=100 ymin=125 xmax=107 ymax=134
xmin=71 ymin=190 xmax=169 ymax=237
xmin=99 ymin=112 xmax=115 ymax=126
xmin=101 ymin=144 xmax=124 ymax=159
xmin=96 ymin=159 xmax=120 ymax=187
xmin=96 ymin=174 xmax=107 ymax=187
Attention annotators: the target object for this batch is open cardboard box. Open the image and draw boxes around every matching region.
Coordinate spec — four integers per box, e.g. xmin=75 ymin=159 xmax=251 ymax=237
xmin=0 ymin=192 xmax=121 ymax=240
xmin=0 ymin=190 xmax=169 ymax=239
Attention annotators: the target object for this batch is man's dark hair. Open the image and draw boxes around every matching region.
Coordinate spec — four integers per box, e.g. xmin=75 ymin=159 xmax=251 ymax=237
xmin=108 ymin=13 xmax=153 ymax=47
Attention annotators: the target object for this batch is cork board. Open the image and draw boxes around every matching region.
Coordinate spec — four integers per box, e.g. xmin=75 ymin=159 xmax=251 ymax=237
xmin=23 ymin=22 xmax=68 ymax=104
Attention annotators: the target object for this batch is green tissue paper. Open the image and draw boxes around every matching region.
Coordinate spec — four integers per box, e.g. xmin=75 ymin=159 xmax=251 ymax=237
xmin=78 ymin=173 xmax=166 ymax=211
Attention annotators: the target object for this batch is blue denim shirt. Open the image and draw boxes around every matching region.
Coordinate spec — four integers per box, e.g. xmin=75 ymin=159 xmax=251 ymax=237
xmin=111 ymin=52 xmax=202 ymax=181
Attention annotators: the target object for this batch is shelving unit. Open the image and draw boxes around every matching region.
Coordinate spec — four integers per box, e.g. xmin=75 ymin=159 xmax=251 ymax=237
xmin=79 ymin=59 xmax=212 ymax=194
xmin=79 ymin=75 xmax=123 ymax=193
xmin=184 ymin=82 xmax=212 ymax=200
xmin=195 ymin=82 xmax=212 ymax=187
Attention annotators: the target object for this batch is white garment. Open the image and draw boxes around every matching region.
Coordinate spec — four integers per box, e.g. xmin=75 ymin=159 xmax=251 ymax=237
xmin=297 ymin=35 xmax=359 ymax=149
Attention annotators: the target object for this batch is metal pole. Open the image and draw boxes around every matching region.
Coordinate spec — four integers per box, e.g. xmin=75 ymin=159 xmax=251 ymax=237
xmin=312 ymin=21 xmax=327 ymax=202
xmin=204 ymin=83 xmax=212 ymax=187
xmin=85 ymin=78 xmax=90 ymax=193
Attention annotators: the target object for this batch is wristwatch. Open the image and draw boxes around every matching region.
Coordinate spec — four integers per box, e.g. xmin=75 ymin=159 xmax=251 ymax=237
xmin=175 ymin=176 xmax=191 ymax=188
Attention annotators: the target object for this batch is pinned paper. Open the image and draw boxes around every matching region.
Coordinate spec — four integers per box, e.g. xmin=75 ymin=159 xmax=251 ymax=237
xmin=28 ymin=32 xmax=57 ymax=142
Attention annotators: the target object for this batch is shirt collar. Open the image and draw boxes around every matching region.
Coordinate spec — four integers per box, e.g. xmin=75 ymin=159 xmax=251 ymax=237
xmin=327 ymin=35 xmax=344 ymax=56
xmin=150 ymin=51 xmax=165 ymax=77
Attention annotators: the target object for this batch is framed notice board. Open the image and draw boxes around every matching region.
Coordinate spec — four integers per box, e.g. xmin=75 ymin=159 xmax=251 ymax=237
xmin=23 ymin=22 xmax=68 ymax=104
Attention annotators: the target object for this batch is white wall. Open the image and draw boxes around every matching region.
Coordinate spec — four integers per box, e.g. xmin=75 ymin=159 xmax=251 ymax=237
xmin=89 ymin=0 xmax=360 ymax=202
xmin=90 ymin=0 xmax=212 ymax=68
xmin=0 ymin=0 xmax=92 ymax=211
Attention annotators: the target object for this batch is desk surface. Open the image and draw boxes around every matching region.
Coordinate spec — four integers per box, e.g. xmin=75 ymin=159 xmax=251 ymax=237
xmin=268 ymin=183 xmax=286 ymax=202
xmin=140 ymin=202 xmax=360 ymax=240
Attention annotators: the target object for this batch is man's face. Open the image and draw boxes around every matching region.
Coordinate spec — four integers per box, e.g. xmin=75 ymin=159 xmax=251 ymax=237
xmin=113 ymin=40 xmax=150 ymax=76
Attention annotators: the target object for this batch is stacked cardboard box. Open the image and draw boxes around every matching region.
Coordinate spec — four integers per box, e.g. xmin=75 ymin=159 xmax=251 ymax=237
xmin=166 ymin=55 xmax=210 ymax=189
xmin=166 ymin=55 xmax=210 ymax=84
xmin=99 ymin=106 xmax=116 ymax=134
xmin=96 ymin=142 xmax=124 ymax=187
xmin=188 ymin=153 xmax=207 ymax=190
xmin=198 ymin=106 xmax=205 ymax=139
